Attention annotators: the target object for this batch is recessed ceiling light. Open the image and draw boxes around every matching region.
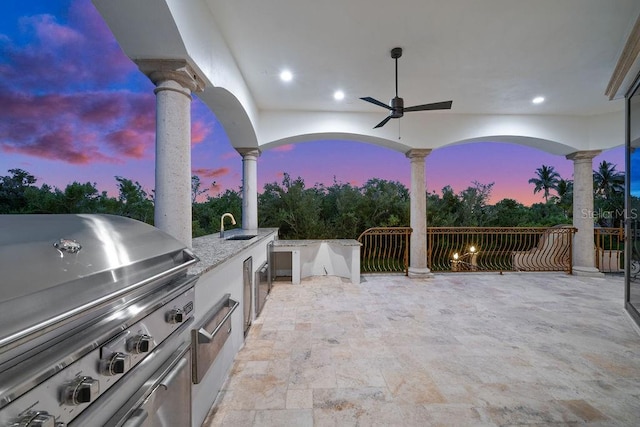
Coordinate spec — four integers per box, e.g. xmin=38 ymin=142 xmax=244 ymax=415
xmin=532 ymin=96 xmax=545 ymax=104
xmin=334 ymin=90 xmax=345 ymax=100
xmin=280 ymin=70 xmax=293 ymax=82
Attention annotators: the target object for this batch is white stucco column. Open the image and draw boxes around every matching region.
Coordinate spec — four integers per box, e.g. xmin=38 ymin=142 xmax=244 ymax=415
xmin=406 ymin=149 xmax=433 ymax=279
xmin=566 ymin=150 xmax=604 ymax=277
xmin=137 ymin=60 xmax=204 ymax=247
xmin=237 ymin=148 xmax=260 ymax=231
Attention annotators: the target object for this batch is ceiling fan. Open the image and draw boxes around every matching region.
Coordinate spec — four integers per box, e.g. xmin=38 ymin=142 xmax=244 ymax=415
xmin=360 ymin=47 xmax=453 ymax=129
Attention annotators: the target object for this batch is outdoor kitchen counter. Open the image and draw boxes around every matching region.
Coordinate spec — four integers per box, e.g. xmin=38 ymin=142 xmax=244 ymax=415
xmin=271 ymin=239 xmax=361 ymax=284
xmin=189 ymin=228 xmax=278 ymax=276
xmin=187 ymin=227 xmax=278 ymax=427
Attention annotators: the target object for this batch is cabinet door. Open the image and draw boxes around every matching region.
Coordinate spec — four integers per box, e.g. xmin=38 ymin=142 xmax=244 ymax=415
xmin=120 ymin=349 xmax=191 ymax=427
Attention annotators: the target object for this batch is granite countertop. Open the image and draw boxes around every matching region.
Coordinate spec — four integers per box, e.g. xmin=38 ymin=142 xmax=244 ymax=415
xmin=272 ymin=239 xmax=361 ymax=247
xmin=189 ymin=228 xmax=278 ymax=276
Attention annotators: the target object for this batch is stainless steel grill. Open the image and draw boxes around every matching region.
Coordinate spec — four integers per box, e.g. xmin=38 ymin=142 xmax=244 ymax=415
xmin=0 ymin=214 xmax=198 ymax=426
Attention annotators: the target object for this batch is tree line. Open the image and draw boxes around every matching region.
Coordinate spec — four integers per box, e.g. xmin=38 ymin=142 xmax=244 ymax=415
xmin=0 ymin=169 xmax=154 ymax=221
xmin=0 ymin=161 xmax=625 ymax=240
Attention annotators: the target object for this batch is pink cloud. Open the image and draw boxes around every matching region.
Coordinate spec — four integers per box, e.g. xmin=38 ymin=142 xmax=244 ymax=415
xmin=0 ymin=88 xmax=155 ymax=164
xmin=80 ymin=96 xmax=126 ymax=124
xmin=272 ymin=144 xmax=295 ymax=152
xmin=0 ymin=1 xmax=160 ymax=166
xmin=126 ymin=99 xmax=156 ymax=131
xmin=105 ymin=129 xmax=149 ymax=159
xmin=20 ymin=14 xmax=83 ymax=47
xmin=221 ymin=151 xmax=239 ymax=160
xmin=191 ymin=121 xmax=209 ymax=146
xmin=192 ymin=167 xmax=230 ymax=179
xmin=1 ymin=126 xmax=113 ymax=165
xmin=1 ymin=1 xmax=140 ymax=93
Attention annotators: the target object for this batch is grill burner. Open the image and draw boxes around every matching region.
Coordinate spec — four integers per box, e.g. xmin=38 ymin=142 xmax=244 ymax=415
xmin=0 ymin=215 xmax=198 ymax=426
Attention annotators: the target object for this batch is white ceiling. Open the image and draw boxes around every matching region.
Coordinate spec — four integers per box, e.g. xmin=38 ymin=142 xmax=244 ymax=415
xmin=205 ymin=0 xmax=640 ymax=117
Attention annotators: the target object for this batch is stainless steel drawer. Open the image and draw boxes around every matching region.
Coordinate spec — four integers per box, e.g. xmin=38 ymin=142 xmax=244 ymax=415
xmin=191 ymin=294 xmax=238 ymax=384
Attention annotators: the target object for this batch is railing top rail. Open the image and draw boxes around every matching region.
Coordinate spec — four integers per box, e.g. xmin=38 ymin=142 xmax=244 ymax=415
xmin=358 ymin=227 xmax=412 ymax=242
xmin=594 ymin=227 xmax=624 ymax=236
xmin=427 ymin=227 xmax=576 ymax=233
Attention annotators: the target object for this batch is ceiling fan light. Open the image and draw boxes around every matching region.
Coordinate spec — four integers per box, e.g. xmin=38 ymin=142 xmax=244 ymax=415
xmin=334 ymin=90 xmax=345 ymax=100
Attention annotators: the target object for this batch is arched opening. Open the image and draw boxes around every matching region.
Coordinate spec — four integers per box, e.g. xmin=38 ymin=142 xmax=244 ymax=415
xmin=256 ymin=135 xmax=624 ymax=207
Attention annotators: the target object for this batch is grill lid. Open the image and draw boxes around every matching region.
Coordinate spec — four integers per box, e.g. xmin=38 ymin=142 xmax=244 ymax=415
xmin=0 ymin=214 xmax=197 ymax=353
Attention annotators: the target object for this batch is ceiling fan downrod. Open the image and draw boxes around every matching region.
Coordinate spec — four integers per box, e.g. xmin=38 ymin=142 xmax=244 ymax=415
xmin=391 ymin=47 xmax=402 ymax=98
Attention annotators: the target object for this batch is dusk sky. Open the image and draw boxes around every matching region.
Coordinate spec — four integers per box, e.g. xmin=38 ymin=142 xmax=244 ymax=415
xmin=0 ymin=0 xmax=625 ymax=206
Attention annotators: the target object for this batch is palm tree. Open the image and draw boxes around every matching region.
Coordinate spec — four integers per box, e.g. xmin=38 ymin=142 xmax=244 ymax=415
xmin=528 ymin=165 xmax=561 ymax=203
xmin=554 ymin=178 xmax=573 ymax=217
xmin=593 ymin=161 xmax=624 ymax=200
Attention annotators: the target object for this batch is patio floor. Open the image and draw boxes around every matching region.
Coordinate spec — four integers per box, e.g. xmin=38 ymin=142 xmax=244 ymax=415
xmin=203 ymin=273 xmax=640 ymax=426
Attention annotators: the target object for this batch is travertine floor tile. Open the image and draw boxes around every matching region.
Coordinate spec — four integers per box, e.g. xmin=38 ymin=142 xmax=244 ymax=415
xmin=204 ymin=273 xmax=640 ymax=426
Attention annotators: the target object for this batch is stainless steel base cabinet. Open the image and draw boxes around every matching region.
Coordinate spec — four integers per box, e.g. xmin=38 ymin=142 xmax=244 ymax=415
xmin=255 ymin=261 xmax=271 ymax=317
xmin=106 ymin=343 xmax=192 ymax=427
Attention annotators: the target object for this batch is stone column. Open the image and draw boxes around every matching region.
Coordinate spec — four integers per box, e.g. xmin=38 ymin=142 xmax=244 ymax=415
xmin=566 ymin=150 xmax=604 ymax=276
xmin=137 ymin=60 xmax=204 ymax=247
xmin=406 ymin=149 xmax=433 ymax=279
xmin=237 ymin=148 xmax=260 ymax=231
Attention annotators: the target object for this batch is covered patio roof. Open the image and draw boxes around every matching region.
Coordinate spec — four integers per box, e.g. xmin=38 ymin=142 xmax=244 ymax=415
xmin=93 ymin=0 xmax=640 ymax=154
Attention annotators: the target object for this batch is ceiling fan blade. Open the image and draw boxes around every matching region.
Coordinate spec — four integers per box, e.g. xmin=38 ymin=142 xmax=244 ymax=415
xmin=404 ymin=100 xmax=453 ymax=112
xmin=360 ymin=97 xmax=392 ymax=110
xmin=373 ymin=115 xmax=392 ymax=128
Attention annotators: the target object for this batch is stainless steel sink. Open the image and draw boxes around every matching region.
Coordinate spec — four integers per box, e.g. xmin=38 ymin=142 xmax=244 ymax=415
xmin=225 ymin=234 xmax=257 ymax=241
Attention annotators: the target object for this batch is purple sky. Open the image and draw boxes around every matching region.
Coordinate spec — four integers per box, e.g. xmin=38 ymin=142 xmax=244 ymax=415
xmin=0 ymin=0 xmax=625 ymax=206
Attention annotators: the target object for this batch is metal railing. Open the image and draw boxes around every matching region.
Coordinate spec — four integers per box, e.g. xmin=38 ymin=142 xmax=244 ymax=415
xmin=427 ymin=226 xmax=576 ymax=273
xmin=358 ymin=227 xmax=411 ymax=275
xmin=595 ymin=227 xmax=624 ymax=273
xmin=358 ymin=226 xmax=621 ymax=275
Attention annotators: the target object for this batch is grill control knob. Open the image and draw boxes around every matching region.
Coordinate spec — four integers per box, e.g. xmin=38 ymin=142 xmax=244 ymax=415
xmin=127 ymin=334 xmax=153 ymax=354
xmin=100 ymin=352 xmax=129 ymax=376
xmin=166 ymin=308 xmax=184 ymax=324
xmin=63 ymin=376 xmax=99 ymax=405
xmin=15 ymin=411 xmax=56 ymax=427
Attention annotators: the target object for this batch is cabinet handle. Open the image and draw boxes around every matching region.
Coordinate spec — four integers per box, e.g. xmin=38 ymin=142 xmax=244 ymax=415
xmin=197 ymin=299 xmax=238 ymax=343
xmin=122 ymin=408 xmax=148 ymax=427
xmin=159 ymin=356 xmax=188 ymax=390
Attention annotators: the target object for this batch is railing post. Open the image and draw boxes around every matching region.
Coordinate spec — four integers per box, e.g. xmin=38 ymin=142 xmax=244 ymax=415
xmin=428 ymin=228 xmax=431 ymax=270
xmin=596 ymin=229 xmax=600 ymax=270
xmin=568 ymin=228 xmax=574 ymax=275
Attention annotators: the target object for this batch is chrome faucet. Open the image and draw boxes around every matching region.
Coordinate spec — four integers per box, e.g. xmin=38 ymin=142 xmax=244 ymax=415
xmin=220 ymin=213 xmax=236 ymax=238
